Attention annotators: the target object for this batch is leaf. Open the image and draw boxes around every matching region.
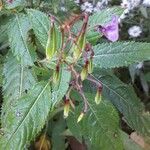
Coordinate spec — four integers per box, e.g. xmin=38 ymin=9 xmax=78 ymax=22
xmin=0 ymin=82 xmax=51 ymax=150
xmin=120 ymin=131 xmax=142 ymax=150
xmin=49 ymin=113 xmax=66 ymax=150
xmin=4 ymin=0 xmax=26 ymax=9
xmin=67 ymin=92 xmax=123 ymax=150
xmin=8 ymin=14 xmax=33 ymax=66
xmin=27 ymin=9 xmax=62 ymax=52
xmin=89 ymin=7 xmax=123 ymax=28
xmin=27 ymin=9 xmax=50 ymax=48
xmin=1 ymin=52 xmax=36 ymax=128
xmin=93 ymin=41 xmax=150 ymax=68
xmin=92 ymin=69 xmax=150 ymax=138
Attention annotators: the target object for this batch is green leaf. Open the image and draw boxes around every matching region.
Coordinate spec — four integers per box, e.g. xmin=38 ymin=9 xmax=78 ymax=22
xmin=93 ymin=42 xmax=150 ymax=68
xmin=67 ymin=92 xmax=123 ymax=150
xmin=4 ymin=0 xmax=26 ymax=9
xmin=0 ymin=82 xmax=51 ymax=150
xmin=89 ymin=7 xmax=123 ymax=28
xmin=120 ymin=131 xmax=142 ymax=150
xmin=92 ymin=69 xmax=150 ymax=138
xmin=27 ymin=9 xmax=62 ymax=52
xmin=1 ymin=52 xmax=36 ymax=127
xmin=27 ymin=9 xmax=50 ymax=48
xmin=8 ymin=14 xmax=33 ymax=66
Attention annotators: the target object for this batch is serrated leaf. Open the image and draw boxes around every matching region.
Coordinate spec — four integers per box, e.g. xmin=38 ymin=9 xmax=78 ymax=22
xmin=27 ymin=9 xmax=50 ymax=48
xmin=8 ymin=14 xmax=33 ymax=66
xmin=4 ymin=0 xmax=26 ymax=9
xmin=92 ymin=69 xmax=150 ymax=138
xmin=89 ymin=7 xmax=123 ymax=28
xmin=67 ymin=92 xmax=123 ymax=150
xmin=1 ymin=52 xmax=36 ymax=127
xmin=93 ymin=42 xmax=150 ymax=68
xmin=0 ymin=82 xmax=51 ymax=150
xmin=27 ymin=9 xmax=62 ymax=52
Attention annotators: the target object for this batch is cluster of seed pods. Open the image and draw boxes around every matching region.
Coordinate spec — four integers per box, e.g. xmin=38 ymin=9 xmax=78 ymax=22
xmin=45 ymin=13 xmax=103 ymax=122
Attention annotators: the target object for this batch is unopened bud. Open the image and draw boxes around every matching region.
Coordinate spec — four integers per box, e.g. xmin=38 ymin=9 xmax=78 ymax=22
xmin=77 ymin=112 xmax=84 ymax=123
xmin=64 ymin=99 xmax=70 ymax=119
xmin=53 ymin=65 xmax=60 ymax=84
xmin=95 ymin=87 xmax=102 ymax=105
xmin=88 ymin=58 xmax=93 ymax=74
xmin=81 ymin=63 xmax=88 ymax=81
xmin=46 ymin=17 xmax=57 ymax=60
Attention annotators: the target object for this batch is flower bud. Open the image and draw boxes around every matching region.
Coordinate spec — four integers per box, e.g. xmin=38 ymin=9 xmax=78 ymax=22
xmin=53 ymin=65 xmax=60 ymax=84
xmin=81 ymin=62 xmax=88 ymax=81
xmin=95 ymin=87 xmax=102 ymax=105
xmin=46 ymin=17 xmax=57 ymax=60
xmin=73 ymin=15 xmax=88 ymax=61
xmin=64 ymin=99 xmax=70 ymax=119
xmin=88 ymin=58 xmax=93 ymax=74
xmin=77 ymin=112 xmax=84 ymax=123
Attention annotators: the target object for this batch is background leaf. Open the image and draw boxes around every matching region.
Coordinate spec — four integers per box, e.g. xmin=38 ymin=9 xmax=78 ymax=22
xmin=1 ymin=52 xmax=36 ymax=127
xmin=0 ymin=82 xmax=51 ymax=150
xmin=92 ymin=69 xmax=150 ymax=138
xmin=93 ymin=41 xmax=150 ymax=68
xmin=8 ymin=14 xmax=33 ymax=66
xmin=67 ymin=91 xmax=123 ymax=150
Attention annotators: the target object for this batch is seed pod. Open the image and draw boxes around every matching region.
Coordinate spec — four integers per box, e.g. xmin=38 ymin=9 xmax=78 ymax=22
xmin=95 ymin=87 xmax=102 ymax=105
xmin=53 ymin=65 xmax=60 ymax=84
xmin=77 ymin=112 xmax=84 ymax=123
xmin=73 ymin=14 xmax=88 ymax=61
xmin=64 ymin=99 xmax=70 ymax=119
xmin=81 ymin=61 xmax=88 ymax=81
xmin=46 ymin=17 xmax=57 ymax=60
xmin=88 ymin=58 xmax=93 ymax=74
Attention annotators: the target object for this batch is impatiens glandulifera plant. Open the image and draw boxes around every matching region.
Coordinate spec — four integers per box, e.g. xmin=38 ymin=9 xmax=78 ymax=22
xmin=0 ymin=1 xmax=150 ymax=150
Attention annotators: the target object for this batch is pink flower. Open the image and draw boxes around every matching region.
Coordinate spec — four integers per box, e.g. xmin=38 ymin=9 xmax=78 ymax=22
xmin=97 ymin=16 xmax=119 ymax=42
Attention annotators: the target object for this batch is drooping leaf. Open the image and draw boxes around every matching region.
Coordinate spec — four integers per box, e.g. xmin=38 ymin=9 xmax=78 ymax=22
xmin=0 ymin=82 xmax=51 ymax=150
xmin=67 ymin=91 xmax=123 ymax=150
xmin=93 ymin=42 xmax=150 ymax=68
xmin=92 ymin=69 xmax=150 ymax=138
xmin=8 ymin=14 xmax=33 ymax=66
xmin=89 ymin=7 xmax=123 ymax=28
xmin=1 ymin=52 xmax=36 ymax=127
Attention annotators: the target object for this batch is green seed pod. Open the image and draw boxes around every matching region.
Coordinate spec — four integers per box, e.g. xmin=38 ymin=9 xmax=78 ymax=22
xmin=95 ymin=87 xmax=102 ymax=105
xmin=77 ymin=112 xmax=84 ymax=123
xmin=53 ymin=65 xmax=60 ymax=84
xmin=46 ymin=18 xmax=57 ymax=60
xmin=88 ymin=58 xmax=93 ymax=74
xmin=73 ymin=33 xmax=86 ymax=60
xmin=73 ymin=14 xmax=88 ymax=61
xmin=81 ymin=64 xmax=88 ymax=81
xmin=64 ymin=99 xmax=70 ymax=119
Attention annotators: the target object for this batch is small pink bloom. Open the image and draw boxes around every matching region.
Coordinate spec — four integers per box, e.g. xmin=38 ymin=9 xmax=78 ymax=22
xmin=97 ymin=16 xmax=119 ymax=42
